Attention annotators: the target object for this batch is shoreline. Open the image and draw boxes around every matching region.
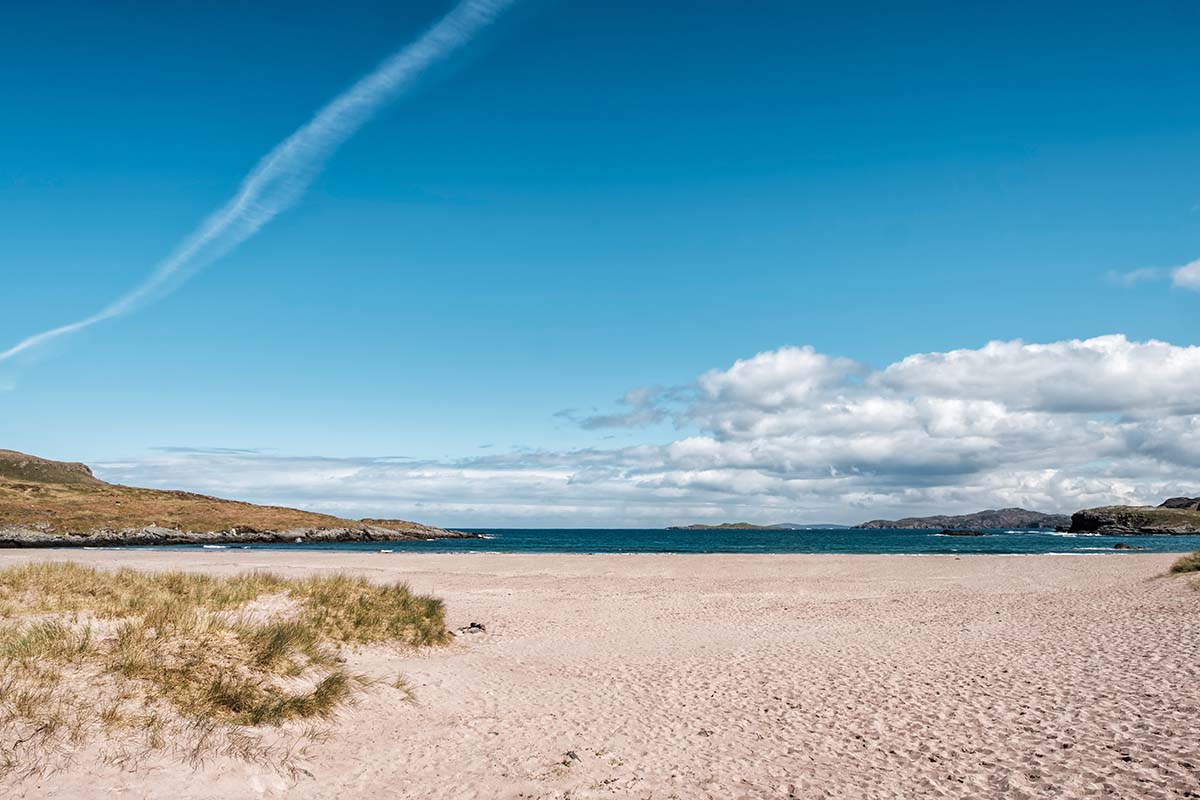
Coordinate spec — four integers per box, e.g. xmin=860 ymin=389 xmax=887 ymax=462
xmin=37 ymin=547 xmax=1198 ymax=557
xmin=0 ymin=524 xmax=483 ymax=548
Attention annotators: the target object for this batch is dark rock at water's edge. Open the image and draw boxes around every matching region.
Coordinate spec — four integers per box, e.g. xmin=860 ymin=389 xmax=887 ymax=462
xmin=938 ymin=529 xmax=986 ymax=537
xmin=1112 ymin=543 xmax=1144 ymax=550
xmin=0 ymin=524 xmax=481 ymax=548
xmin=855 ymin=508 xmax=1070 ymax=530
xmin=1068 ymin=497 xmax=1200 ymax=535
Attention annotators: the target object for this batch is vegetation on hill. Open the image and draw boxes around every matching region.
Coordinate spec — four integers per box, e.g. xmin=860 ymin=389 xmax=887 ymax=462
xmin=0 ymin=449 xmax=470 ymax=541
xmin=0 ymin=562 xmax=448 ymax=778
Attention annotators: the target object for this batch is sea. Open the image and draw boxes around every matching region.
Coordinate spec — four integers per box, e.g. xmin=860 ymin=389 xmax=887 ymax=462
xmin=150 ymin=528 xmax=1200 ymax=556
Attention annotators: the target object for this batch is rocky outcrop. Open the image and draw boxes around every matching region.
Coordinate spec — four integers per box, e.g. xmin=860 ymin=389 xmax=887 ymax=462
xmin=938 ymin=529 xmax=986 ymax=537
xmin=1068 ymin=500 xmax=1200 ymax=535
xmin=856 ymin=508 xmax=1070 ymax=530
xmin=1160 ymin=497 xmax=1200 ymax=511
xmin=0 ymin=523 xmax=480 ymax=548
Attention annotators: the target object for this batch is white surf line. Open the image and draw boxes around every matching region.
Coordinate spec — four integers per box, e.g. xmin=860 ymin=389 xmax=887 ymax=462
xmin=1 ymin=0 xmax=514 ymax=363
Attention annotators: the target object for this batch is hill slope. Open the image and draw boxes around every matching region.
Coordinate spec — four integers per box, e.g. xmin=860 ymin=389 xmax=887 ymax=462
xmin=855 ymin=508 xmax=1070 ymax=530
xmin=0 ymin=449 xmax=475 ymax=545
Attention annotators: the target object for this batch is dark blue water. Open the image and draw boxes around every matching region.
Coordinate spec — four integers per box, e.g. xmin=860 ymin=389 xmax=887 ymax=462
xmin=145 ymin=528 xmax=1200 ymax=555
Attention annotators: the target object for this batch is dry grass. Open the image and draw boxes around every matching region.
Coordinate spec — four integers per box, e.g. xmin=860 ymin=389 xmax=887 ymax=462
xmin=1169 ymin=551 xmax=1200 ymax=575
xmin=0 ymin=479 xmax=363 ymax=535
xmin=0 ymin=563 xmax=448 ymax=780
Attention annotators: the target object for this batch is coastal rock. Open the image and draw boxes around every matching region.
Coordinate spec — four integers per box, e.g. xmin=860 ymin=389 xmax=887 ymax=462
xmin=1112 ymin=543 xmax=1144 ymax=550
xmin=1160 ymin=497 xmax=1200 ymax=511
xmin=0 ymin=524 xmax=481 ymax=548
xmin=856 ymin=508 xmax=1070 ymax=530
xmin=938 ymin=529 xmax=985 ymax=537
xmin=1068 ymin=498 xmax=1200 ymax=535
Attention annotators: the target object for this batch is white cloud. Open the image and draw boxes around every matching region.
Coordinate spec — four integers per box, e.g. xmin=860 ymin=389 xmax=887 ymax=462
xmin=94 ymin=335 xmax=1200 ymax=527
xmin=0 ymin=0 xmax=514 ymax=365
xmin=1108 ymin=267 xmax=1164 ymax=285
xmin=559 ymin=386 xmax=672 ymax=430
xmin=1173 ymin=259 xmax=1200 ymax=290
xmin=876 ymin=335 xmax=1200 ymax=413
xmin=1111 ymin=258 xmax=1200 ymax=292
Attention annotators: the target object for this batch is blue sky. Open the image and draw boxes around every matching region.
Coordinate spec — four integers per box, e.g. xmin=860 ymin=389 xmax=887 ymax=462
xmin=2 ymin=1 xmax=1198 ymax=525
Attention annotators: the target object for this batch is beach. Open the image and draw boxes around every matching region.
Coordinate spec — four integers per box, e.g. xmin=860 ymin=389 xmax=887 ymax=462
xmin=3 ymin=550 xmax=1197 ymax=799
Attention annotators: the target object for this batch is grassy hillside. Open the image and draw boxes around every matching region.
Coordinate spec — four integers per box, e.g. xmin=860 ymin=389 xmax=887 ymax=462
xmin=0 ymin=450 xmax=447 ymax=536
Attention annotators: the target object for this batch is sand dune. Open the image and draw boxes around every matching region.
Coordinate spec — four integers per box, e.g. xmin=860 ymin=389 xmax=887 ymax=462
xmin=3 ymin=550 xmax=1197 ymax=799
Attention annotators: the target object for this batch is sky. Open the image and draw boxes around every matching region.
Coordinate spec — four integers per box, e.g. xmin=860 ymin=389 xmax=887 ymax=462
xmin=1 ymin=0 xmax=1198 ymax=526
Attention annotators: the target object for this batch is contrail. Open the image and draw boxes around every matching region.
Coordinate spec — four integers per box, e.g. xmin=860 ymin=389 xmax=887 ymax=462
xmin=1 ymin=0 xmax=514 ymax=363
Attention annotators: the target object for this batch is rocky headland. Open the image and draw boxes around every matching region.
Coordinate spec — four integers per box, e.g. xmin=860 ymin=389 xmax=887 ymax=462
xmin=1067 ymin=497 xmax=1200 ymax=535
xmin=0 ymin=449 xmax=479 ymax=547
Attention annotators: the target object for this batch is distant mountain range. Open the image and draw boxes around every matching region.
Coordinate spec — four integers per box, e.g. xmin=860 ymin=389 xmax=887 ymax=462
xmin=854 ymin=508 xmax=1070 ymax=530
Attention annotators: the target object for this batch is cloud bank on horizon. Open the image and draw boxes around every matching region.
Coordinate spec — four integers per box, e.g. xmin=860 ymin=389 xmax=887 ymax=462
xmin=0 ymin=0 xmax=513 ymax=365
xmin=94 ymin=334 xmax=1200 ymax=527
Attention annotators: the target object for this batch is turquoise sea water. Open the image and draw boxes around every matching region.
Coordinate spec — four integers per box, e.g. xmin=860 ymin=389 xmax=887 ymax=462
xmin=153 ymin=528 xmax=1200 ymax=555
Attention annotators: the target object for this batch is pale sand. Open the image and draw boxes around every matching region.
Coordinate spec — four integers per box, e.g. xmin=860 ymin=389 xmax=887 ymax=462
xmin=3 ymin=550 xmax=1198 ymax=799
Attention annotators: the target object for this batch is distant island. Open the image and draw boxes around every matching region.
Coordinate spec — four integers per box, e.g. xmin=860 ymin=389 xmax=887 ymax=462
xmin=855 ymin=508 xmax=1071 ymax=530
xmin=0 ymin=449 xmax=480 ymax=547
xmin=854 ymin=499 xmax=1200 ymax=534
xmin=667 ymin=522 xmax=849 ymax=531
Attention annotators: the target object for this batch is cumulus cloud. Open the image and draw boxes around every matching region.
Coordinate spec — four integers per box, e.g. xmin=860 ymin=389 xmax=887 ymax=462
xmin=96 ymin=335 xmax=1200 ymax=527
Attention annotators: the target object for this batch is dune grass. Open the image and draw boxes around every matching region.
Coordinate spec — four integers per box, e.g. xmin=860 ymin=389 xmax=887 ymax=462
xmin=1168 ymin=550 xmax=1200 ymax=575
xmin=0 ymin=562 xmax=448 ymax=779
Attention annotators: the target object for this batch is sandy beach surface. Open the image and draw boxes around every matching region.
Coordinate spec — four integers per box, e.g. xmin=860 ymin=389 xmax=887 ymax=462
xmin=2 ymin=549 xmax=1197 ymax=799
